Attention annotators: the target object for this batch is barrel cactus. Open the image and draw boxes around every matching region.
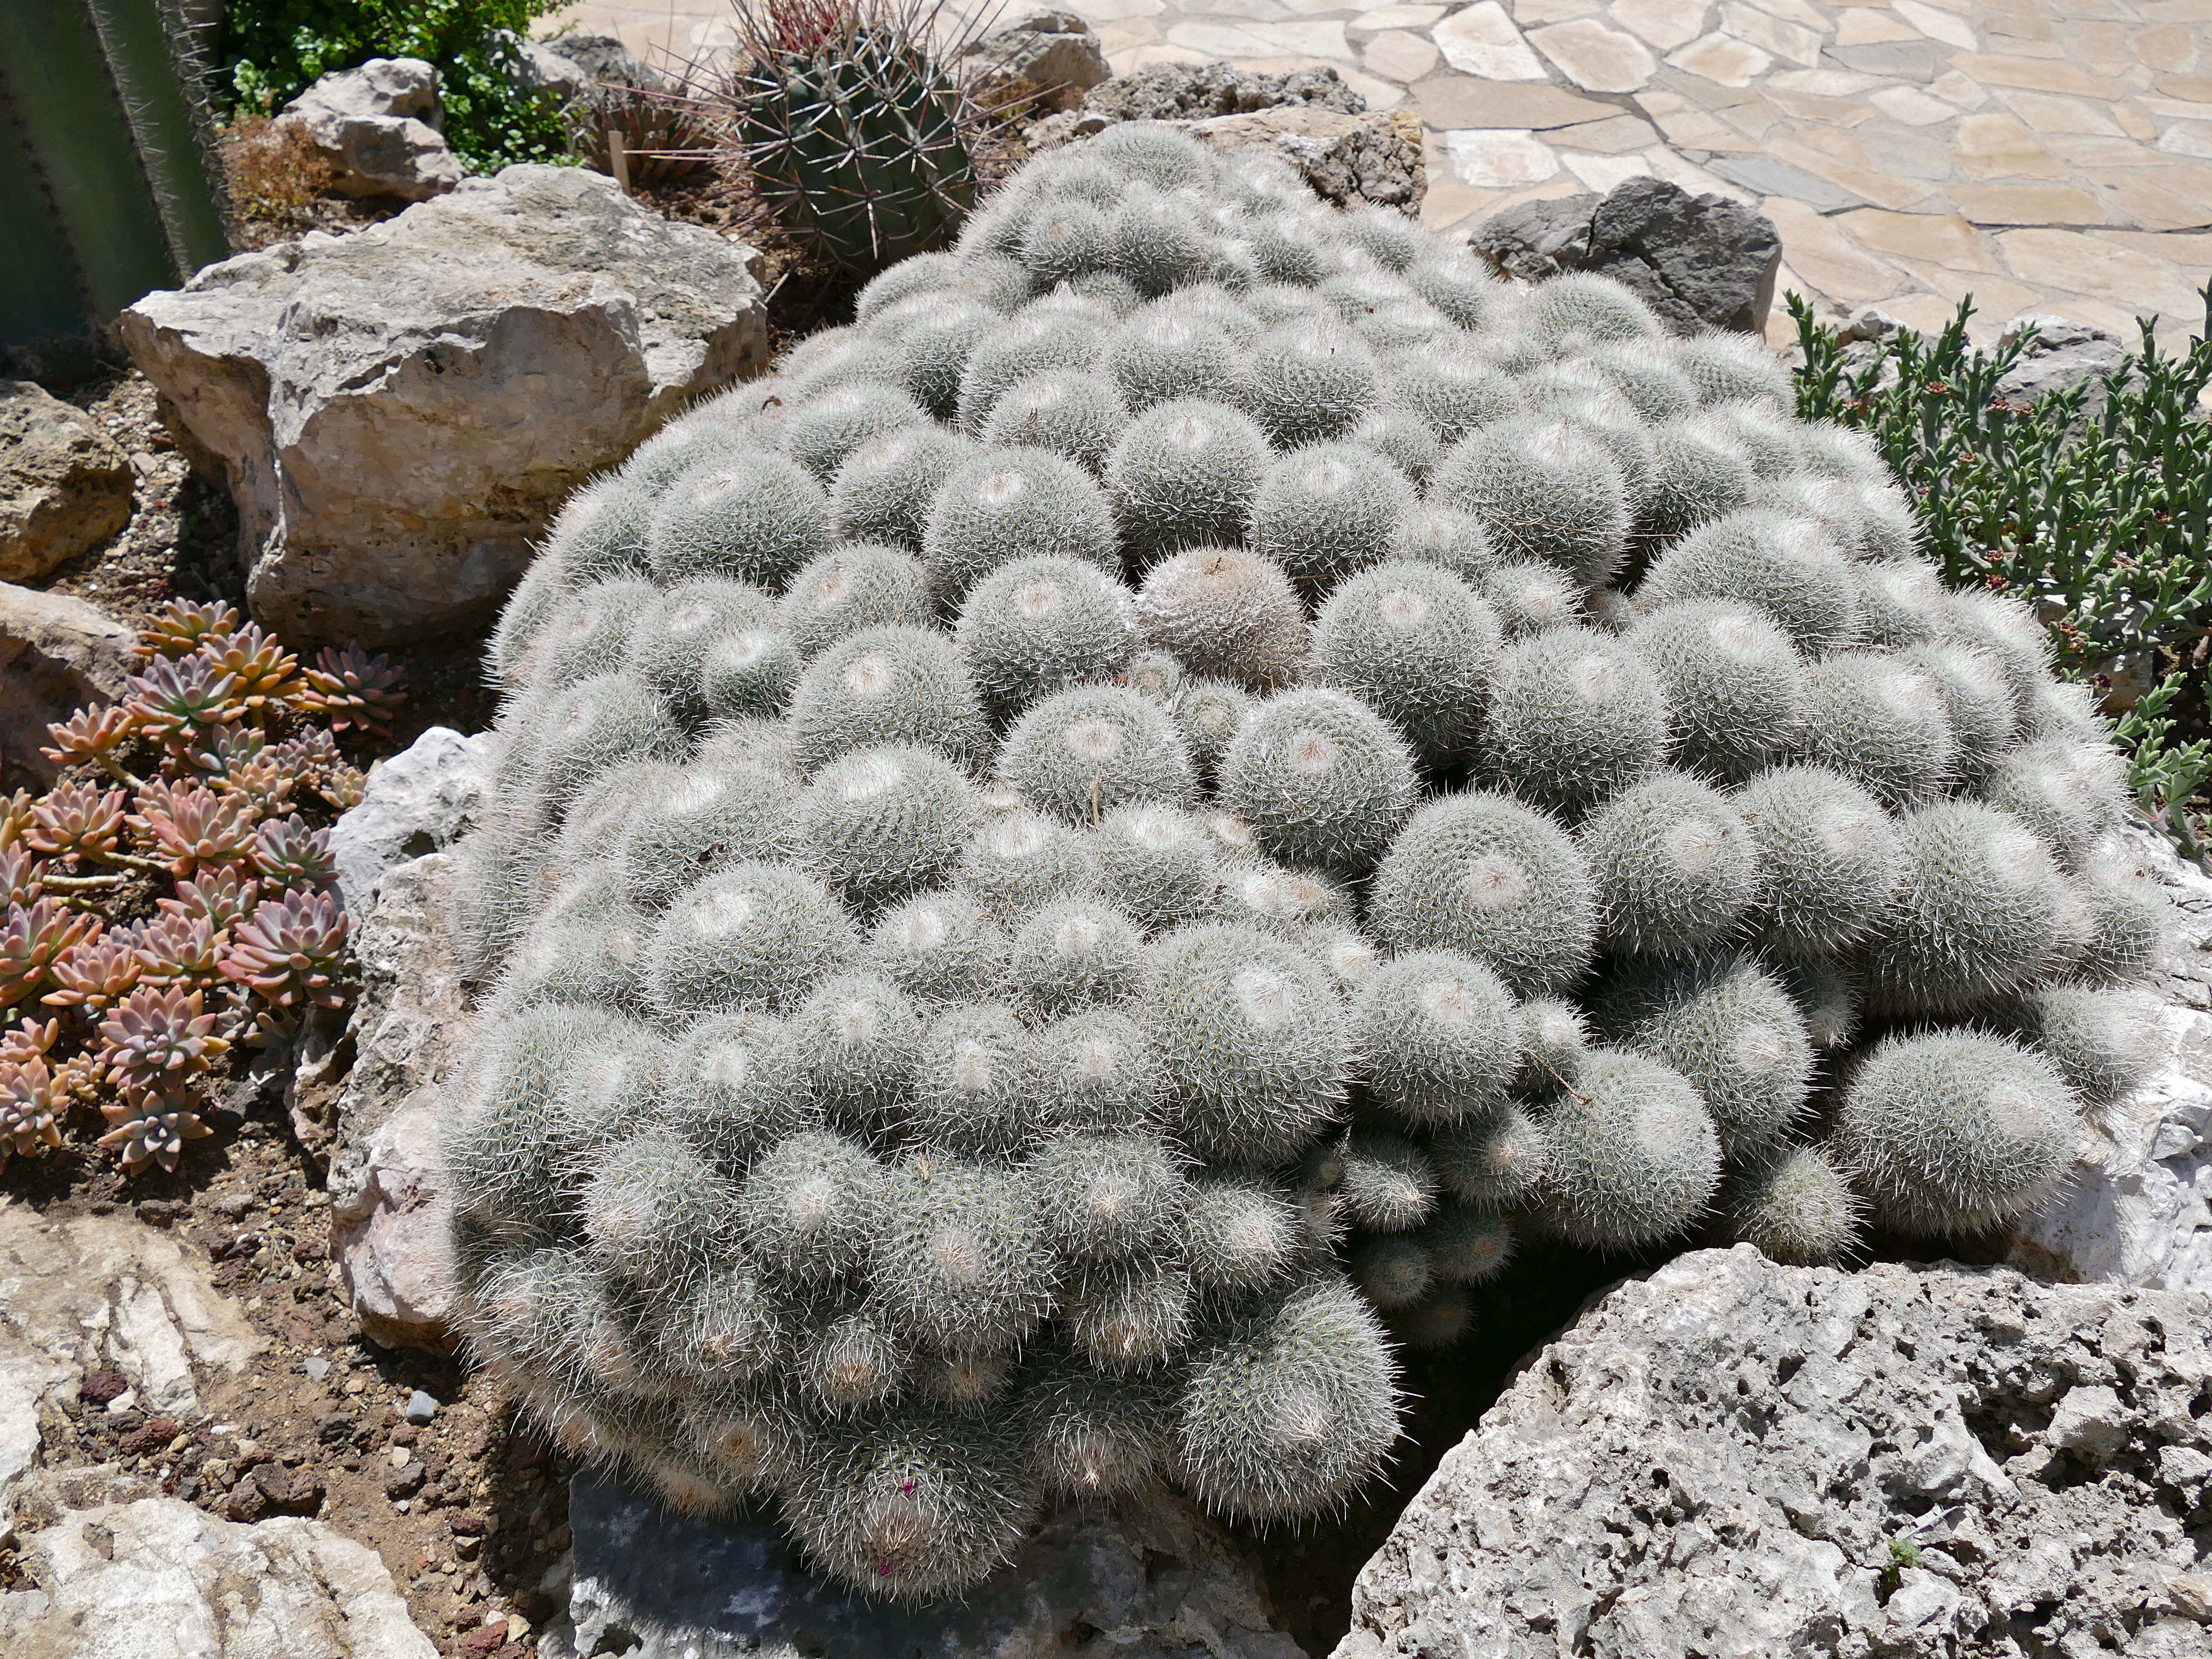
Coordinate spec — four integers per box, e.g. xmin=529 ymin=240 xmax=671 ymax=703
xmin=444 ymin=124 xmax=2167 ymax=1603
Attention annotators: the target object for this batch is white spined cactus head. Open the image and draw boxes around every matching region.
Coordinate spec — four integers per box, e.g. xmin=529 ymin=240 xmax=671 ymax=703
xmin=1625 ymin=598 xmax=1804 ymax=783
xmin=1435 ymin=416 xmax=1632 ymax=590
xmin=1579 ymin=771 xmax=1760 ymax=957
xmin=1133 ymin=545 xmax=1309 ymax=693
xmin=1351 ymin=949 xmax=1520 ymax=1125
xmin=922 ymin=445 xmax=1120 ymax=610
xmin=1308 ymin=560 xmax=1500 ymax=768
xmin=780 ymin=543 xmax=930 ymax=659
xmin=1727 ymin=1143 xmax=1863 ymax=1265
xmin=1217 ymin=687 xmax=1419 ymax=880
xmin=788 ymin=623 xmax=989 ymax=774
xmin=997 ymin=683 xmax=1197 ymax=827
xmin=1831 ymin=1031 xmax=2081 ymax=1234
xmin=1480 ymin=625 xmax=1670 ymax=824
xmin=1370 ymin=791 xmax=1598 ymax=1000
xmin=1144 ymin=922 xmax=1351 ymax=1166
xmin=828 ymin=424 xmax=975 ymax=553
xmin=1106 ymin=397 xmax=1273 ymax=563
xmin=1594 ymin=952 xmax=1815 ymax=1161
xmin=1540 ymin=1049 xmax=1723 ymax=1249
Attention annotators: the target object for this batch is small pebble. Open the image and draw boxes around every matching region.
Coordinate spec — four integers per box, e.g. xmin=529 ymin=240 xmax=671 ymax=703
xmin=304 ymin=1358 xmax=331 ymax=1381
xmin=404 ymin=1389 xmax=438 ymax=1425
xmin=390 ymin=1445 xmax=412 ymax=1469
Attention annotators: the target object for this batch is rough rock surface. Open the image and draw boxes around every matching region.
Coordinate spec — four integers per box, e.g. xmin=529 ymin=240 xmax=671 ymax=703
xmin=1030 ymin=81 xmax=1423 ymax=213
xmin=1186 ymin=106 xmax=1426 ymax=214
xmin=331 ymin=724 xmax=491 ymax=920
xmin=120 ymin=165 xmax=769 ymax=645
xmin=2009 ymin=825 xmax=2212 ymax=1294
xmin=0 ymin=1205 xmax=261 ymax=1513
xmin=320 ymin=729 xmax=491 ymax=1343
xmin=1473 ymin=176 xmax=1783 ymax=334
xmin=0 ymin=382 xmax=134 ymax=581
xmin=0 ymin=581 xmax=137 ymax=783
xmin=1337 ymin=1246 xmax=2212 ymax=1659
xmin=538 ymin=1467 xmax=1302 ymax=1659
xmin=506 ymin=30 xmax=663 ymax=102
xmin=1081 ymin=62 xmax=1367 ymax=121
xmin=276 ymin=56 xmax=463 ymax=201
xmin=326 ymin=848 xmax=474 ymax=1348
xmin=964 ymin=10 xmax=1112 ymax=111
xmin=0 ymin=1496 xmax=439 ymax=1657
xmin=1996 ymin=316 xmax=2134 ymax=413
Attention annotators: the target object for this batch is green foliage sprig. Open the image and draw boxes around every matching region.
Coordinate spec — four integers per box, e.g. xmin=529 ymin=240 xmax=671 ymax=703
xmin=220 ymin=0 xmax=571 ymax=170
xmin=1791 ymin=289 xmax=2212 ymax=852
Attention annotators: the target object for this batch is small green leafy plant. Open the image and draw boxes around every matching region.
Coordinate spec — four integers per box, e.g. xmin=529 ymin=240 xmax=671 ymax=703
xmin=1792 ymin=290 xmax=2212 ymax=853
xmin=219 ymin=0 xmax=571 ymax=171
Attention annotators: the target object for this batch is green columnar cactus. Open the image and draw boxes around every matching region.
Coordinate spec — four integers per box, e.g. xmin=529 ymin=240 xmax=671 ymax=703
xmin=448 ymin=122 xmax=2161 ymax=1604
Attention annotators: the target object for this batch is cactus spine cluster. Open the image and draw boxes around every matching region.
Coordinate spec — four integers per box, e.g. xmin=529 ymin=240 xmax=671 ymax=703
xmin=447 ymin=123 xmax=2169 ymax=1605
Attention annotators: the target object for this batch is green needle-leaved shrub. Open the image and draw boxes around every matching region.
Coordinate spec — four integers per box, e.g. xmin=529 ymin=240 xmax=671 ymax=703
xmin=445 ymin=127 xmax=2172 ymax=1603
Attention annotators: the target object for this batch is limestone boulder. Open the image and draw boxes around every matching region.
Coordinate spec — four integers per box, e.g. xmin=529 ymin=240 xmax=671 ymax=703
xmin=331 ymin=724 xmax=491 ymax=919
xmin=538 ymin=1467 xmax=1303 ymax=1659
xmin=0 ymin=1497 xmax=438 ymax=1658
xmin=276 ymin=56 xmax=463 ymax=201
xmin=119 ymin=165 xmax=769 ymax=645
xmin=1076 ymin=61 xmax=1367 ymax=121
xmin=1473 ymin=175 xmax=1784 ymax=334
xmin=964 ymin=11 xmax=1111 ymax=111
xmin=1029 ymin=71 xmax=1425 ymax=214
xmin=325 ymin=848 xmax=475 ymax=1348
xmin=1183 ymin=105 xmax=1426 ymax=215
xmin=2008 ymin=824 xmax=2212 ymax=1294
xmin=0 ymin=382 xmax=134 ymax=581
xmin=505 ymin=32 xmax=664 ymax=101
xmin=1337 ymin=1247 xmax=2212 ymax=1659
xmin=0 ymin=582 xmax=137 ymax=784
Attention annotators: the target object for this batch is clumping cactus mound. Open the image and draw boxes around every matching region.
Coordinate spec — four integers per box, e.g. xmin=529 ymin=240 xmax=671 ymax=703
xmin=443 ymin=126 xmax=2170 ymax=1601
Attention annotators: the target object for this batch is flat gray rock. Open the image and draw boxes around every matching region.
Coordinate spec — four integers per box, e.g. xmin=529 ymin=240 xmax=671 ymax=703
xmin=1336 ymin=1247 xmax=2212 ymax=1659
xmin=326 ymin=849 xmax=475 ymax=1347
xmin=277 ymin=55 xmax=462 ymax=201
xmin=965 ymin=11 xmax=1111 ymax=111
xmin=539 ymin=1468 xmax=1303 ymax=1659
xmin=331 ymin=724 xmax=491 ymax=920
xmin=120 ymin=165 xmax=768 ymax=645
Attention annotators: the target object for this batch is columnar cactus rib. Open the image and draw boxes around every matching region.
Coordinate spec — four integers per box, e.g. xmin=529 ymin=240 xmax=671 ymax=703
xmin=443 ymin=123 xmax=2162 ymax=1604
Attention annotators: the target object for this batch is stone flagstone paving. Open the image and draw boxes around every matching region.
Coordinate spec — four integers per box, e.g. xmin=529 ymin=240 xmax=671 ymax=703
xmin=552 ymin=0 xmax=2212 ymax=347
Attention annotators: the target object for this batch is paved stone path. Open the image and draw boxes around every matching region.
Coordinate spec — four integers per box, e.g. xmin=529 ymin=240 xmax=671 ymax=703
xmin=552 ymin=0 xmax=2212 ymax=347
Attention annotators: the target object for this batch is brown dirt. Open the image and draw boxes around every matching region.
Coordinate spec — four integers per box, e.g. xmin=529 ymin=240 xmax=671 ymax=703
xmin=4 ymin=1077 xmax=574 ymax=1659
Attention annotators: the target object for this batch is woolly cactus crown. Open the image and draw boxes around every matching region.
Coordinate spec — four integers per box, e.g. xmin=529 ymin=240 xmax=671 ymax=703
xmin=446 ymin=124 xmax=2165 ymax=1604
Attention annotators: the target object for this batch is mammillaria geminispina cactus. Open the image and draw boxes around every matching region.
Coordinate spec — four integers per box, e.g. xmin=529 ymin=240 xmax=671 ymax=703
xmin=441 ymin=125 xmax=2172 ymax=1601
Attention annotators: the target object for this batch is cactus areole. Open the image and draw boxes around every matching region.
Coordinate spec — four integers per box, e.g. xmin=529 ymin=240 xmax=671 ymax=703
xmin=446 ymin=124 xmax=2167 ymax=1602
